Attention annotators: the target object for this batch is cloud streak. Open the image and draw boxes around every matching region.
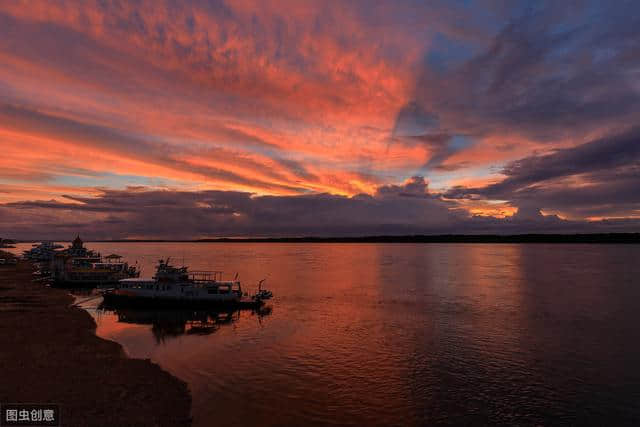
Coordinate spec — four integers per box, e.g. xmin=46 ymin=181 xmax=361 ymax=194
xmin=3 ymin=177 xmax=639 ymax=240
xmin=445 ymin=127 xmax=640 ymax=219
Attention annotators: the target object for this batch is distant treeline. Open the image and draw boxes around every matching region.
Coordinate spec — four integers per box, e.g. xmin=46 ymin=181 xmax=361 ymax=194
xmin=75 ymin=233 xmax=640 ymax=243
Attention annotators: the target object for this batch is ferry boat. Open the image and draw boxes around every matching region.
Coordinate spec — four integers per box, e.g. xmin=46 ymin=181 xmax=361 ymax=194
xmin=51 ymin=236 xmax=139 ymax=287
xmin=102 ymin=258 xmax=272 ymax=309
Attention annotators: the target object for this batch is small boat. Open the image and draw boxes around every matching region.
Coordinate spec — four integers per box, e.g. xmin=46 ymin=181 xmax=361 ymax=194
xmin=102 ymin=258 xmax=272 ymax=309
xmin=22 ymin=241 xmax=64 ymax=261
xmin=0 ymin=238 xmax=16 ymax=249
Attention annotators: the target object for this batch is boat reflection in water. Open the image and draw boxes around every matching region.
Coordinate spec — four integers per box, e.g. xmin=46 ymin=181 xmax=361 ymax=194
xmin=98 ymin=301 xmax=272 ymax=343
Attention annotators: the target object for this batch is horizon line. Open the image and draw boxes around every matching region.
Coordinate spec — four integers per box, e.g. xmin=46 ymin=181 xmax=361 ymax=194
xmin=5 ymin=233 xmax=640 ymax=244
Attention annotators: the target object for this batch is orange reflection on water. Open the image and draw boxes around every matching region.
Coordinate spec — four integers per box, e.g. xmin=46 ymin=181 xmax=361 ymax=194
xmin=73 ymin=242 xmax=640 ymax=426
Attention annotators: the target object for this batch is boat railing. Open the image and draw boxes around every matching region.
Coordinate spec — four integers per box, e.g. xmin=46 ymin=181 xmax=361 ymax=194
xmin=189 ymin=270 xmax=225 ymax=282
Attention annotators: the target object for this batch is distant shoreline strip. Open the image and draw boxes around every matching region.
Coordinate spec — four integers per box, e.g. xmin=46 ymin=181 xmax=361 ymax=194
xmin=14 ymin=233 xmax=640 ymax=244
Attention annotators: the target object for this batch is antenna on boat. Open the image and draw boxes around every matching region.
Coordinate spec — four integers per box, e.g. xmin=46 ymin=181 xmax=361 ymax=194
xmin=234 ymin=272 xmax=239 ymax=281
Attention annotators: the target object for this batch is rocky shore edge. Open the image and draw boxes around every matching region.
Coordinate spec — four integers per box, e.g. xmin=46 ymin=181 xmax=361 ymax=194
xmin=0 ymin=252 xmax=192 ymax=426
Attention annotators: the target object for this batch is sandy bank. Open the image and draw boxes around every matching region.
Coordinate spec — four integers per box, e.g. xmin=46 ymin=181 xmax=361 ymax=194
xmin=0 ymin=255 xmax=191 ymax=426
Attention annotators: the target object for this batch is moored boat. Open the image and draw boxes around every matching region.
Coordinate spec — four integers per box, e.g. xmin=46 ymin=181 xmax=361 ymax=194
xmin=22 ymin=241 xmax=64 ymax=262
xmin=51 ymin=236 xmax=139 ymax=287
xmin=0 ymin=238 xmax=16 ymax=249
xmin=102 ymin=258 xmax=272 ymax=309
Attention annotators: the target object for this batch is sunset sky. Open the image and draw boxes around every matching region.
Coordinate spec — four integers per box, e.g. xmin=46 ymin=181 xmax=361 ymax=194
xmin=1 ymin=1 xmax=639 ymax=239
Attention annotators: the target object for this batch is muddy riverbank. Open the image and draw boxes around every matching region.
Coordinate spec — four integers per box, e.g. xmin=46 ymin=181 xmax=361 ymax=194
xmin=0 ymin=254 xmax=191 ymax=426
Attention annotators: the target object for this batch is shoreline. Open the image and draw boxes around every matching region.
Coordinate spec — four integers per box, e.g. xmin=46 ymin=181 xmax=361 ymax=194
xmin=8 ymin=233 xmax=640 ymax=244
xmin=0 ymin=253 xmax=192 ymax=426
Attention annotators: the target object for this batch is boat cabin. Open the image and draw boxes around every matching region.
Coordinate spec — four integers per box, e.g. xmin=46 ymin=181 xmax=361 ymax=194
xmin=118 ymin=277 xmax=242 ymax=295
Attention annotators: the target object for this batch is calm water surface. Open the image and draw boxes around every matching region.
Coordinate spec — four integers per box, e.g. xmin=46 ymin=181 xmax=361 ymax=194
xmin=21 ymin=243 xmax=640 ymax=425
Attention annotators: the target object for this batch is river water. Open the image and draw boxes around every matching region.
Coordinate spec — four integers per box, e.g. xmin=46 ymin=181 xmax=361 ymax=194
xmin=14 ymin=242 xmax=640 ymax=425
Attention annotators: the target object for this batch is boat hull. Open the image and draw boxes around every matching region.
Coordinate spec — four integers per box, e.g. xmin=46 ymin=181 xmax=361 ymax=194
xmin=102 ymin=291 xmax=264 ymax=309
xmin=52 ymin=278 xmax=124 ymax=288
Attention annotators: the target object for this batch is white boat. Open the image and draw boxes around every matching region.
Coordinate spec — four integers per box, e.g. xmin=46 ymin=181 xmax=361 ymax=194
xmin=102 ymin=259 xmax=271 ymax=308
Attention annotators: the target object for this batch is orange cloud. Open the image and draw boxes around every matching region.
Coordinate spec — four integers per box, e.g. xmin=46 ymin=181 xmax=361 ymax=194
xmin=2 ymin=1 xmax=638 ymax=226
